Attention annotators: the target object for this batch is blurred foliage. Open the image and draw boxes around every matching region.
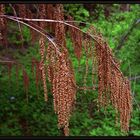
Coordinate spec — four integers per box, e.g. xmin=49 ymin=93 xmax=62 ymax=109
xmin=0 ymin=4 xmax=140 ymax=136
xmin=64 ymin=4 xmax=90 ymax=22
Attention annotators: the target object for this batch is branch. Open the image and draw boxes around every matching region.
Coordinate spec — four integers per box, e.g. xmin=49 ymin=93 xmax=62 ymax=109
xmin=129 ymin=75 xmax=140 ymax=81
xmin=0 ymin=15 xmax=62 ymax=57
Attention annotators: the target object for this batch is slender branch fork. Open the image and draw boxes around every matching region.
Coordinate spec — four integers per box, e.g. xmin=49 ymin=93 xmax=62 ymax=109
xmin=1 ymin=15 xmax=62 ymax=56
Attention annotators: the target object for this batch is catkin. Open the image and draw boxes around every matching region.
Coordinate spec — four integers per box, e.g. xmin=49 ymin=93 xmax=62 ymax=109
xmin=0 ymin=4 xmax=7 ymax=47
xmin=39 ymin=36 xmax=48 ymax=101
xmin=67 ymin=15 xmax=83 ymax=60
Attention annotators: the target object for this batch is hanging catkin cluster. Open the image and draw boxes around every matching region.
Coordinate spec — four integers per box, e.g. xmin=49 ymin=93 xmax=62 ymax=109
xmin=45 ymin=4 xmax=77 ymax=136
xmin=46 ymin=43 xmax=76 ymax=136
xmin=17 ymin=4 xmax=26 ymax=18
xmin=54 ymin=53 xmax=76 ymax=136
xmin=87 ymin=26 xmax=133 ymax=132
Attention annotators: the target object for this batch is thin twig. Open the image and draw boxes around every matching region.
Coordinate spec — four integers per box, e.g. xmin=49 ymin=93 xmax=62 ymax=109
xmin=0 ymin=60 xmax=16 ymax=63
xmin=129 ymin=75 xmax=140 ymax=81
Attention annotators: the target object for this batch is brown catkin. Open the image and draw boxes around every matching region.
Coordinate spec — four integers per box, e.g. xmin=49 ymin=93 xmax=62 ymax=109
xmin=91 ymin=46 xmax=97 ymax=86
xmin=39 ymin=36 xmax=48 ymax=102
xmin=46 ymin=4 xmax=55 ymax=32
xmin=39 ymin=4 xmax=46 ymax=29
xmin=0 ymin=4 xmax=7 ymax=47
xmin=52 ymin=53 xmax=76 ymax=133
xmin=54 ymin=4 xmax=66 ymax=49
xmin=0 ymin=4 xmax=5 ymax=28
xmin=88 ymin=25 xmax=132 ymax=132
xmin=67 ymin=15 xmax=83 ymax=60
xmin=83 ymin=35 xmax=90 ymax=93
xmin=17 ymin=4 xmax=26 ymax=18
xmin=46 ymin=42 xmax=56 ymax=84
